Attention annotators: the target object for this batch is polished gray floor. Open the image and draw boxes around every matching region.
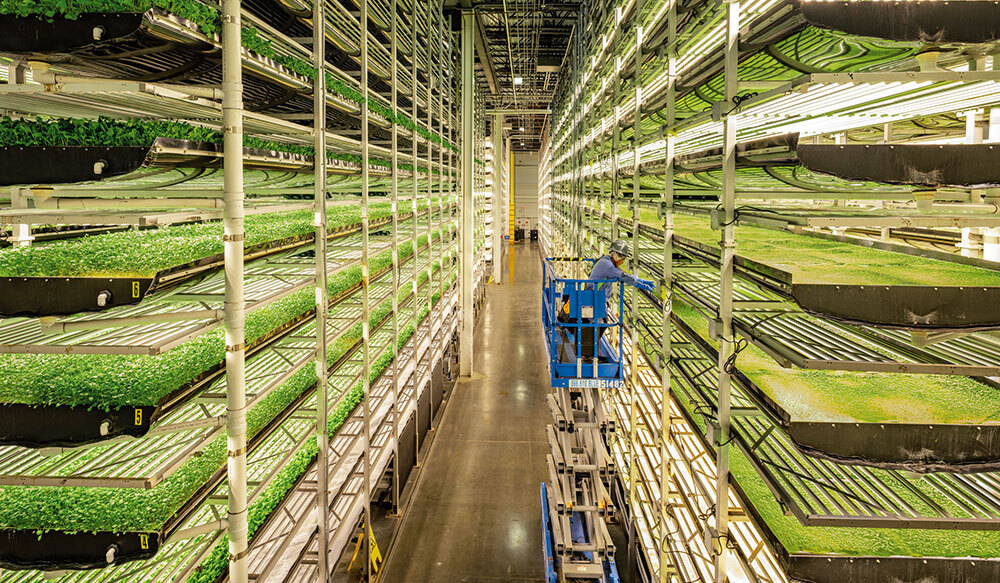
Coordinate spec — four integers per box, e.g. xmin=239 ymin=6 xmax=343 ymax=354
xmin=380 ymin=242 xmax=549 ymax=583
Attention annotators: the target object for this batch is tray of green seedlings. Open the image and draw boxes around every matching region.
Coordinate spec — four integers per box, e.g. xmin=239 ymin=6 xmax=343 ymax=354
xmin=622 ymin=205 xmax=1000 ymax=331
xmin=617 ymin=291 xmax=1000 ymax=582
xmin=0 ymin=243 xmax=455 ymax=571
xmin=0 ymin=197 xmax=438 ymax=316
xmin=0 ymin=3 xmax=459 ymax=156
xmin=0 ymin=222 xmax=453 ymax=447
xmin=0 ymin=117 xmax=405 ymax=187
xmin=665 ymin=351 xmax=1000 ymax=583
xmin=667 ymin=297 xmax=1000 ymax=470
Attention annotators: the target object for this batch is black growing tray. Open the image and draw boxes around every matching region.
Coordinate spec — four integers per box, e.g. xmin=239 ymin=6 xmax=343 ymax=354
xmin=799 ymin=0 xmax=1000 ymax=44
xmin=0 ymin=528 xmax=160 ymax=571
xmin=0 ymin=276 xmax=155 ymax=317
xmin=798 ymin=144 xmax=1000 ymax=189
xmin=0 ymin=146 xmax=150 ymax=186
xmin=662 ymin=339 xmax=1000 ymax=583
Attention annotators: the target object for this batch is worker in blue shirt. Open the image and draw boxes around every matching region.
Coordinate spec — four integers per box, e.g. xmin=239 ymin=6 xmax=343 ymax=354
xmin=589 ymin=240 xmax=656 ymax=292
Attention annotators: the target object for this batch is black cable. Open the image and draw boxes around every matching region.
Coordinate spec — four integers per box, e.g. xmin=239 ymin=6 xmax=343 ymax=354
xmin=725 ymin=92 xmax=759 ymax=116
xmin=722 ymin=337 xmax=748 ymax=375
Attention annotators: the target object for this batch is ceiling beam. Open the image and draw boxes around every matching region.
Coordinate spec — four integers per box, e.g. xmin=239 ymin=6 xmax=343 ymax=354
xmin=474 ymin=14 xmax=499 ymax=96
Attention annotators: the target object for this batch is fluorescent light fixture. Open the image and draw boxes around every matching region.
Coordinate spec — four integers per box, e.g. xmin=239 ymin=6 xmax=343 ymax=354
xmin=513 ymin=76 xmax=523 ymax=85
xmin=520 ymin=126 xmax=525 ymax=131
xmin=485 ymin=140 xmax=493 ymax=149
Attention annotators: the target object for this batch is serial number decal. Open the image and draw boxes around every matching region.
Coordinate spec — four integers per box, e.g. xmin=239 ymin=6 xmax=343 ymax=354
xmin=568 ymin=379 xmax=623 ymax=389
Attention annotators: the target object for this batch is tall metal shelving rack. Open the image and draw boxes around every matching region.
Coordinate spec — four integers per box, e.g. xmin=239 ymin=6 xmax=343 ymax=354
xmin=542 ymin=1 xmax=1000 ymax=582
xmin=0 ymin=0 xmax=490 ymax=581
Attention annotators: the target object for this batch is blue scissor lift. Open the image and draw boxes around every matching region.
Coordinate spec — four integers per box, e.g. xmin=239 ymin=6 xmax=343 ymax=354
xmin=540 ymin=257 xmax=622 ymax=583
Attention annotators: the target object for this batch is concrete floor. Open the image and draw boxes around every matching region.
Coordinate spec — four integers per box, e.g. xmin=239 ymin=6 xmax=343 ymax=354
xmin=380 ymin=242 xmax=549 ymax=583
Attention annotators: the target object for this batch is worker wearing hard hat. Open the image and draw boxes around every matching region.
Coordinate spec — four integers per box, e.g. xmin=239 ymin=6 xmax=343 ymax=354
xmin=589 ymin=240 xmax=656 ymax=292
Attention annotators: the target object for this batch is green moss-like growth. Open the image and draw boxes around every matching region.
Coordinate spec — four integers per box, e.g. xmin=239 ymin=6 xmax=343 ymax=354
xmin=0 ymin=202 xmax=412 ymax=278
xmin=671 ymin=379 xmax=1000 ymax=558
xmin=672 ymin=301 xmax=1000 ymax=424
xmin=631 ymin=207 xmax=1000 ymax=287
xmin=0 ymin=0 xmax=221 ymax=33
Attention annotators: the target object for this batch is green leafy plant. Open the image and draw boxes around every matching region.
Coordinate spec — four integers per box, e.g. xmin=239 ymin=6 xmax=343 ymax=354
xmin=0 ymin=254 xmax=458 ymax=535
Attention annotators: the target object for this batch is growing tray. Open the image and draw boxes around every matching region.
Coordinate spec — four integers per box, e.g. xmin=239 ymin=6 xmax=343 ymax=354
xmin=0 ymin=228 xmax=447 ymax=447
xmin=0 ymin=10 xmax=312 ymax=109
xmin=0 ymin=212 xmax=397 ymax=317
xmin=671 ymin=310 xmax=1000 ymax=472
xmin=798 ymin=143 xmax=1000 ymax=188
xmin=628 ymin=215 xmax=1000 ymax=331
xmin=799 ymin=0 xmax=1000 ymax=44
xmin=660 ymin=333 xmax=1000 ymax=583
xmin=0 ymin=138 xmax=336 ymax=187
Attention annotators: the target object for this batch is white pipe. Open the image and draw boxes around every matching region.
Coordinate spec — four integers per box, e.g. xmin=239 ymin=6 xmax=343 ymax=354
xmin=714 ymin=2 xmax=738 ymax=582
xmin=492 ymin=113 xmax=503 ymax=284
xmin=40 ymin=309 xmax=223 ymax=334
xmin=360 ymin=0 xmax=373 ymax=577
xmin=222 ymin=0 xmax=249 ymax=581
xmin=389 ymin=0 xmax=402 ymax=515
xmin=312 ymin=0 xmax=331 ymax=576
xmin=461 ymin=9 xmax=475 ymax=377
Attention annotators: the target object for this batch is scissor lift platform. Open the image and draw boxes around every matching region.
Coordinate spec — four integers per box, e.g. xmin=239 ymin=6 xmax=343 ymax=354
xmin=541 ymin=257 xmax=623 ymax=583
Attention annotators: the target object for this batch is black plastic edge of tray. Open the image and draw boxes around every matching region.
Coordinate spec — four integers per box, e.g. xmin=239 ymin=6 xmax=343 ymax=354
xmin=789 ymin=422 xmax=1000 ymax=474
xmin=797 ymin=144 xmax=1000 ymax=188
xmin=0 ymin=529 xmax=159 ymax=571
xmin=0 ymin=276 xmax=155 ymax=317
xmin=0 ymin=403 xmax=156 ymax=448
xmin=792 ymin=283 xmax=1000 ymax=331
xmin=0 ymin=13 xmax=147 ymax=52
xmin=787 ymin=554 xmax=1000 ymax=583
xmin=0 ymin=146 xmax=151 ymax=187
xmin=797 ymin=0 xmax=1000 ymax=44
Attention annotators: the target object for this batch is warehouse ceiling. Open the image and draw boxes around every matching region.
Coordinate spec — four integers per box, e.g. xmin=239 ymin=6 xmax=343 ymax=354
xmin=472 ymin=1 xmax=581 ymax=151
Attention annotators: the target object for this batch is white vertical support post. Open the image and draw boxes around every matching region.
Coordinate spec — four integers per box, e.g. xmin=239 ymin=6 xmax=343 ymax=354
xmin=659 ymin=5 xmax=677 ymax=581
xmin=492 ymin=113 xmax=503 ymax=284
xmin=627 ymin=1 xmax=643 ymax=578
xmin=460 ymin=7 xmax=475 ymax=377
xmin=714 ymin=1 xmax=738 ymax=581
xmin=425 ymin=2 xmax=434 ymax=321
xmin=442 ymin=20 xmax=455 ymax=304
xmin=312 ymin=0 xmax=330 ymax=576
xmin=410 ymin=4 xmax=422 ymax=459
xmin=360 ymin=0 xmax=373 ymax=577
xmin=221 ymin=0 xmax=248 ymax=581
xmin=389 ymin=0 xmax=401 ymax=516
